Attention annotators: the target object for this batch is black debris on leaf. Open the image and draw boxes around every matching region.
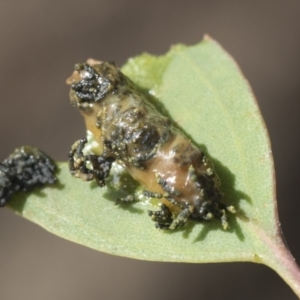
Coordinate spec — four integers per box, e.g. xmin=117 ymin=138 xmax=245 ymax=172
xmin=0 ymin=146 xmax=57 ymax=207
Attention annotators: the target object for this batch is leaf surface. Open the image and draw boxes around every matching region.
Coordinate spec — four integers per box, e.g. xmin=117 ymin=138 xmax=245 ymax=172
xmin=9 ymin=36 xmax=280 ymax=264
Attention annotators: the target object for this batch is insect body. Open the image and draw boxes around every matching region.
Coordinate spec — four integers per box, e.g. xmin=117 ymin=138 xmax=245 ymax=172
xmin=0 ymin=146 xmax=57 ymax=207
xmin=67 ymin=59 xmax=235 ymax=230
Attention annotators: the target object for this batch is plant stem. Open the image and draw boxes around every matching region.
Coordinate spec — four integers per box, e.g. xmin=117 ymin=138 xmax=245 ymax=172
xmin=263 ymin=235 xmax=300 ymax=298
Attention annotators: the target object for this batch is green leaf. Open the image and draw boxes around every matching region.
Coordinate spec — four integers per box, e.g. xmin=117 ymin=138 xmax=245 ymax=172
xmin=8 ymin=36 xmax=300 ymax=297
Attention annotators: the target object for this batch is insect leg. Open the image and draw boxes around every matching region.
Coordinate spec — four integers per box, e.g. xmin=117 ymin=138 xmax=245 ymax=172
xmin=198 ymin=200 xmax=215 ymax=220
xmin=168 ymin=206 xmax=192 ymax=230
xmin=156 ymin=174 xmax=181 ymax=197
xmin=218 ymin=202 xmax=236 ymax=230
xmin=68 ymin=138 xmax=115 ymax=187
xmin=148 ymin=204 xmax=174 ymax=230
xmin=198 ymin=200 xmax=235 ymax=229
xmin=148 ymin=203 xmax=193 ymax=230
xmin=69 ymin=138 xmax=95 ymax=181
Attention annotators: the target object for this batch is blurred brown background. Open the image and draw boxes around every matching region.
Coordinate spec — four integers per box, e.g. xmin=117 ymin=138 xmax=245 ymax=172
xmin=0 ymin=1 xmax=300 ymax=299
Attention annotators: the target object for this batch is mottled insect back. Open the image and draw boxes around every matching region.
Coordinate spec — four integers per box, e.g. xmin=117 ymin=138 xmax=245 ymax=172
xmin=67 ymin=59 xmax=235 ymax=230
xmin=0 ymin=146 xmax=57 ymax=207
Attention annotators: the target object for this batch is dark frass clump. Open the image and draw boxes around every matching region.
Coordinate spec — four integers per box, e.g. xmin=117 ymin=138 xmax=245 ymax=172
xmin=67 ymin=59 xmax=236 ymax=230
xmin=0 ymin=146 xmax=57 ymax=207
